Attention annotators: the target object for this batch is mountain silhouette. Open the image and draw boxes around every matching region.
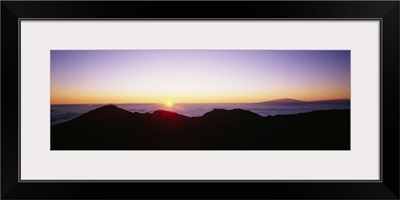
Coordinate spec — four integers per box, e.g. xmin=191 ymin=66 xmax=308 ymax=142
xmin=310 ymin=99 xmax=350 ymax=103
xmin=255 ymin=98 xmax=350 ymax=104
xmin=51 ymin=105 xmax=350 ymax=150
xmin=257 ymin=98 xmax=306 ymax=104
xmin=202 ymin=108 xmax=262 ymax=121
xmin=152 ymin=110 xmax=189 ymax=121
xmin=74 ymin=104 xmax=132 ymax=122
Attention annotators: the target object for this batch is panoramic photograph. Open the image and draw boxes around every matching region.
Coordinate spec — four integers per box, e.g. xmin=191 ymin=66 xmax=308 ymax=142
xmin=51 ymin=50 xmax=350 ymax=150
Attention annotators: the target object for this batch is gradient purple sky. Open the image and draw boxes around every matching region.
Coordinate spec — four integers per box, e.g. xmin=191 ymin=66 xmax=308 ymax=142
xmin=51 ymin=50 xmax=350 ymax=104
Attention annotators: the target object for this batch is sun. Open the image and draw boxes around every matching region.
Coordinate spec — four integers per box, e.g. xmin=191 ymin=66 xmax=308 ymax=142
xmin=165 ymin=101 xmax=174 ymax=107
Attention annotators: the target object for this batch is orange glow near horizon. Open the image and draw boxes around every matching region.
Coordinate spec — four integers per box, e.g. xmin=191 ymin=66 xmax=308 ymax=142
xmin=51 ymin=50 xmax=350 ymax=105
xmin=50 ymin=90 xmax=350 ymax=105
xmin=50 ymin=80 xmax=350 ymax=104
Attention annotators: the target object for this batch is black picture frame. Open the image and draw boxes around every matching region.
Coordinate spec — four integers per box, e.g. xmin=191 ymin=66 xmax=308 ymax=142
xmin=1 ymin=1 xmax=399 ymax=199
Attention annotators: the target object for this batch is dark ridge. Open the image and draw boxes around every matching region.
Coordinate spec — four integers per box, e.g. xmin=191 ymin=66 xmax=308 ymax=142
xmin=202 ymin=108 xmax=261 ymax=119
xmin=51 ymin=105 xmax=350 ymax=150
xmin=152 ymin=110 xmax=189 ymax=121
xmin=73 ymin=104 xmax=132 ymax=122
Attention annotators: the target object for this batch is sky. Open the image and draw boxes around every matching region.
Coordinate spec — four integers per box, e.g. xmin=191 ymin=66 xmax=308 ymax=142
xmin=51 ymin=50 xmax=350 ymax=104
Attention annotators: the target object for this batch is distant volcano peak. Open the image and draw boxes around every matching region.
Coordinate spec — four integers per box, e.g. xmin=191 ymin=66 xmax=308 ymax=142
xmin=258 ymin=98 xmax=305 ymax=104
xmin=275 ymin=98 xmax=301 ymax=101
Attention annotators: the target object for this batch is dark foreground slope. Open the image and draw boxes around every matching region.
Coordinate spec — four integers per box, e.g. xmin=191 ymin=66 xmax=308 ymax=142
xmin=51 ymin=105 xmax=350 ymax=150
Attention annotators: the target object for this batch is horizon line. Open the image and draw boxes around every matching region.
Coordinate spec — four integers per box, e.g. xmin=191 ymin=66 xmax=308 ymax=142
xmin=50 ymin=98 xmax=350 ymax=106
